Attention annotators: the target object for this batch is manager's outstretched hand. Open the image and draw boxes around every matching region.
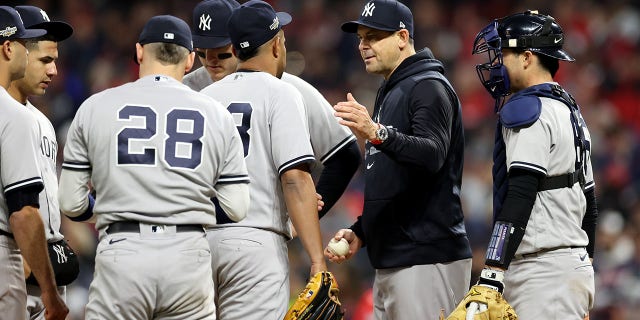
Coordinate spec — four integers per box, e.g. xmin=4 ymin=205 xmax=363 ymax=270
xmin=333 ymin=93 xmax=378 ymax=141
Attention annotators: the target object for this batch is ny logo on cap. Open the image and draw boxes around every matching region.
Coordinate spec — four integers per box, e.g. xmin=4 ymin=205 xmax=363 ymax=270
xmin=39 ymin=9 xmax=51 ymax=22
xmin=362 ymin=2 xmax=375 ymax=17
xmin=52 ymin=244 xmax=68 ymax=263
xmin=199 ymin=13 xmax=211 ymax=31
xmin=269 ymin=17 xmax=279 ymax=30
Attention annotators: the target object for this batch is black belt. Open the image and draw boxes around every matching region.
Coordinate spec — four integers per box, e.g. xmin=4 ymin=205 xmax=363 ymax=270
xmin=538 ymin=171 xmax=581 ymax=191
xmin=0 ymin=229 xmax=14 ymax=239
xmin=106 ymin=221 xmax=204 ymax=234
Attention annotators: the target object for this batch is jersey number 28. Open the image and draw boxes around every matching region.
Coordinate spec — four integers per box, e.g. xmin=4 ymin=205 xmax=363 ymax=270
xmin=117 ymin=105 xmax=204 ymax=169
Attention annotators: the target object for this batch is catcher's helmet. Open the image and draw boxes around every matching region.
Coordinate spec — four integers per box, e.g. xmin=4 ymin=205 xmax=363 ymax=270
xmin=472 ymin=10 xmax=573 ymax=109
xmin=498 ymin=10 xmax=574 ymax=61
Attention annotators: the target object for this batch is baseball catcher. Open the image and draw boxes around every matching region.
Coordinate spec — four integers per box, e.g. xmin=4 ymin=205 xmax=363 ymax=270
xmin=284 ymin=271 xmax=344 ymax=320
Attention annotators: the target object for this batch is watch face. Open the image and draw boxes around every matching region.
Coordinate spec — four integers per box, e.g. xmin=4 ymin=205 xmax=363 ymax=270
xmin=377 ymin=126 xmax=388 ymax=141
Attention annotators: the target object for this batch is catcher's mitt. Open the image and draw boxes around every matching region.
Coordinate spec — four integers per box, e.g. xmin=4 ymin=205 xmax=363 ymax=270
xmin=444 ymin=285 xmax=518 ymax=320
xmin=284 ymin=271 xmax=344 ymax=320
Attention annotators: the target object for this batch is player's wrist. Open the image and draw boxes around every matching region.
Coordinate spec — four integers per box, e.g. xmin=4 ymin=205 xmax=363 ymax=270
xmin=370 ymin=123 xmax=388 ymax=145
xmin=478 ymin=267 xmax=505 ymax=293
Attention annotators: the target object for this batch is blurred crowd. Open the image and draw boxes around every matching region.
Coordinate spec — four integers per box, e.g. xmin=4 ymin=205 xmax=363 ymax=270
xmin=5 ymin=0 xmax=640 ymax=319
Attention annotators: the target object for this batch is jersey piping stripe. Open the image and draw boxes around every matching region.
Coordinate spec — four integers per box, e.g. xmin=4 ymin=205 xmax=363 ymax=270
xmin=509 ymin=161 xmax=547 ymax=175
xmin=4 ymin=177 xmax=44 ymax=192
xmin=61 ymin=161 xmax=91 ymax=171
xmin=319 ymin=135 xmax=357 ymax=163
xmin=583 ymin=181 xmax=595 ymax=191
xmin=217 ymin=175 xmax=250 ymax=184
xmin=278 ymin=155 xmax=316 ymax=175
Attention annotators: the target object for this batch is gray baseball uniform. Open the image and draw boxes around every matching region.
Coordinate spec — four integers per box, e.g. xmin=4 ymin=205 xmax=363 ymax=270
xmin=24 ymin=101 xmax=66 ymax=320
xmin=502 ymin=92 xmax=595 ymax=319
xmin=59 ymin=75 xmax=249 ymax=319
xmin=26 ymin=101 xmax=64 ymax=243
xmin=185 ymin=69 xmax=355 ymax=165
xmin=0 ymin=87 xmax=44 ymax=320
xmin=200 ymin=71 xmax=315 ymax=319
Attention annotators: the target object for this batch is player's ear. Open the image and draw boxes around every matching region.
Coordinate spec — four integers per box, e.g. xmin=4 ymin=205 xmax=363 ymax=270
xmin=231 ymin=46 xmax=238 ymax=59
xmin=2 ymin=40 xmax=13 ymax=59
xmin=184 ymin=51 xmax=195 ymax=73
xmin=271 ymin=36 xmax=280 ymax=59
xmin=135 ymin=43 xmax=143 ymax=64
xmin=522 ymin=50 xmax=534 ymax=68
xmin=397 ymin=29 xmax=410 ymax=49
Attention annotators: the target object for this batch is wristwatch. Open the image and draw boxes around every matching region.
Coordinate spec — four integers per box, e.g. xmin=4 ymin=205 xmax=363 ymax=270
xmin=370 ymin=123 xmax=388 ymax=145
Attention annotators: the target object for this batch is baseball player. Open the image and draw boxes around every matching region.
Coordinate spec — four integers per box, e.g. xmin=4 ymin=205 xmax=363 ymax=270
xmin=199 ymin=1 xmax=329 ymax=319
xmin=0 ymin=6 xmax=68 ymax=320
xmin=184 ymin=0 xmax=360 ymax=220
xmin=468 ymin=10 xmax=596 ymax=319
xmin=7 ymin=6 xmax=75 ymax=319
xmin=58 ymin=15 xmax=249 ymax=319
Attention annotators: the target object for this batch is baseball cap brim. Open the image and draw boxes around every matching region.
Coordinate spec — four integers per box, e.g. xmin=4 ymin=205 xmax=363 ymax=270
xmin=30 ymin=21 xmax=73 ymax=41
xmin=341 ymin=20 xmax=397 ymax=34
xmin=15 ymin=28 xmax=47 ymax=39
xmin=192 ymin=34 xmax=231 ymax=49
xmin=277 ymin=12 xmax=292 ymax=27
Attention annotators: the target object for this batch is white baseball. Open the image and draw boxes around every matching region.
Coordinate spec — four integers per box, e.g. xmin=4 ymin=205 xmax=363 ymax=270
xmin=328 ymin=238 xmax=349 ymax=256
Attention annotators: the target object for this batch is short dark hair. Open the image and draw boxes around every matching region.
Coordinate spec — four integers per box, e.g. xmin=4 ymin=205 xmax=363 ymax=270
xmin=146 ymin=42 xmax=190 ymax=65
xmin=25 ymin=34 xmax=59 ymax=50
xmin=236 ymin=47 xmax=259 ymax=62
xmin=537 ymin=53 xmax=560 ymax=77
xmin=236 ymin=33 xmax=279 ymax=62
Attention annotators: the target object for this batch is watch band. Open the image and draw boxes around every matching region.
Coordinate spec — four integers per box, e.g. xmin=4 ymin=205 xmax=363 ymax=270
xmin=370 ymin=123 xmax=388 ymax=145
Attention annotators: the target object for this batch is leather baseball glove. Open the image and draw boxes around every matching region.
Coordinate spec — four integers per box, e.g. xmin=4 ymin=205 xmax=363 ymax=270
xmin=444 ymin=285 xmax=518 ymax=320
xmin=284 ymin=271 xmax=344 ymax=320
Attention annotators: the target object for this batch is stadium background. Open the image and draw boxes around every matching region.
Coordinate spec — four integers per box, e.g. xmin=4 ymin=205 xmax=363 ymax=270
xmin=4 ymin=0 xmax=640 ymax=319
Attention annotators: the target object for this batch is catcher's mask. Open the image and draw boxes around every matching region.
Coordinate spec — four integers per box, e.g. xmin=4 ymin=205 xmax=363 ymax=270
xmin=472 ymin=10 xmax=574 ymax=111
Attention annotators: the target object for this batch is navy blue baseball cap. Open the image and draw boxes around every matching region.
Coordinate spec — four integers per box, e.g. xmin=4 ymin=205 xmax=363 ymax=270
xmin=138 ymin=15 xmax=193 ymax=52
xmin=341 ymin=0 xmax=414 ymax=38
xmin=227 ymin=0 xmax=291 ymax=52
xmin=191 ymin=0 xmax=239 ymax=49
xmin=15 ymin=6 xmax=73 ymax=42
xmin=0 ymin=6 xmax=46 ymax=40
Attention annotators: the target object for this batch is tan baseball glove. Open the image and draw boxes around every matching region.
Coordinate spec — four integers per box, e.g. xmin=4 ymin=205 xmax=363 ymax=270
xmin=284 ymin=271 xmax=344 ymax=320
xmin=444 ymin=285 xmax=518 ymax=320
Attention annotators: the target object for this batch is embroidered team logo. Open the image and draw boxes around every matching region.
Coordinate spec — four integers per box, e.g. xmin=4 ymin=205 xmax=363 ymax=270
xmin=269 ymin=17 xmax=280 ymax=30
xmin=52 ymin=244 xmax=68 ymax=264
xmin=199 ymin=13 xmax=211 ymax=31
xmin=362 ymin=2 xmax=375 ymax=17
xmin=40 ymin=9 xmax=51 ymax=22
xmin=0 ymin=26 xmax=17 ymax=38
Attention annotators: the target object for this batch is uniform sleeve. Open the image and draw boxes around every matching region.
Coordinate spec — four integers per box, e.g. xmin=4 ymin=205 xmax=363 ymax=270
xmin=270 ymin=83 xmax=314 ymax=175
xmin=61 ymin=105 xmax=91 ymax=172
xmin=1 ymin=109 xmax=44 ymax=213
xmin=59 ymin=104 xmax=92 ymax=219
xmin=215 ymin=108 xmax=250 ymax=185
xmin=376 ymin=80 xmax=454 ymax=173
xmin=503 ymin=119 xmax=551 ymax=176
